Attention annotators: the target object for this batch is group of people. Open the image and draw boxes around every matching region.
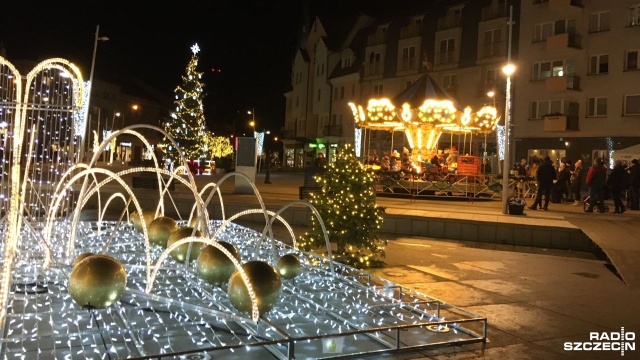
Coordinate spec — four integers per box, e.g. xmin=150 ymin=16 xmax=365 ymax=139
xmin=523 ymin=156 xmax=640 ymax=214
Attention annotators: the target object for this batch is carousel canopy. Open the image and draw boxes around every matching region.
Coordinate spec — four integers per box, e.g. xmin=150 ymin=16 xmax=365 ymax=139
xmin=393 ymin=73 xmax=461 ymax=110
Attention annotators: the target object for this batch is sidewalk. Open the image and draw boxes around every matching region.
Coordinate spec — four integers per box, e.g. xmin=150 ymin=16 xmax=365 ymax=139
xmin=207 ymin=171 xmax=640 ymax=289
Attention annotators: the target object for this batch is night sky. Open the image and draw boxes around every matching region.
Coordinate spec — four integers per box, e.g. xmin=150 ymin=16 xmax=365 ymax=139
xmin=1 ymin=1 xmax=435 ymax=134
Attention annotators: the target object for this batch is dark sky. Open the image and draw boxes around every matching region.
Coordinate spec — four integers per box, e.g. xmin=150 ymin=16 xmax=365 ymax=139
xmin=1 ymin=1 xmax=433 ymax=134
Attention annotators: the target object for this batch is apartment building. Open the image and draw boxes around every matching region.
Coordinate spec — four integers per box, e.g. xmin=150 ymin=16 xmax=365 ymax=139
xmin=282 ymin=0 xmax=640 ymax=170
xmin=514 ymin=0 xmax=640 ymax=165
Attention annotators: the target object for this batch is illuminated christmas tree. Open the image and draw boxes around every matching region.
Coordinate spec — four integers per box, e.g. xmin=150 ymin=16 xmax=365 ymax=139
xmin=160 ymin=43 xmax=207 ymax=167
xmin=300 ymin=144 xmax=386 ymax=268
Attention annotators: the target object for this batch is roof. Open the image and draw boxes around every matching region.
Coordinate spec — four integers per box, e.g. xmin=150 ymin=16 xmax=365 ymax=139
xmin=392 ymin=73 xmax=461 ymax=109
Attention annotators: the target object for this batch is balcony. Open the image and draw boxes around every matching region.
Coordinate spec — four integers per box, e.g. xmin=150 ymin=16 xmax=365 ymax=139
xmin=480 ymin=42 xmax=502 ymax=59
xmin=544 ymin=115 xmax=566 ymax=131
xmin=543 ymin=115 xmax=579 ymax=131
xmin=544 ymin=75 xmax=580 ymax=92
xmin=365 ymin=63 xmax=383 ymax=77
xmin=437 ymin=14 xmax=462 ymax=31
xmin=281 ymin=129 xmax=297 ymax=139
xmin=480 ymin=6 xmax=507 ymax=21
xmin=400 ymin=24 xmax=421 ymax=39
xmin=324 ymin=125 xmax=343 ymax=137
xmin=546 ymin=32 xmax=581 ymax=51
xmin=399 ymin=58 xmax=417 ymax=72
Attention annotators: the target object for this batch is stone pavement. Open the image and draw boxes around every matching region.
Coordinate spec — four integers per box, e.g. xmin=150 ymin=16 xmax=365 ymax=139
xmin=191 ymin=171 xmax=640 ymax=290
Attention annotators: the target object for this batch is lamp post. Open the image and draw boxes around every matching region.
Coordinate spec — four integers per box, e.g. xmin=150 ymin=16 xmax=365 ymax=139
xmin=501 ymin=63 xmax=516 ymax=214
xmin=247 ymin=109 xmax=256 ymax=137
xmin=81 ymin=25 xmax=109 ymax=162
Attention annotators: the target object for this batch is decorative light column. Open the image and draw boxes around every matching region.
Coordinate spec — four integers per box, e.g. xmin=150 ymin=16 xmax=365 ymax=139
xmin=501 ymin=63 xmax=516 ymax=214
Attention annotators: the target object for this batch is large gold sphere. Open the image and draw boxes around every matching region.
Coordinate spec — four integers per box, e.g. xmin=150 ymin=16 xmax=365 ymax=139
xmin=228 ymin=260 xmax=282 ymax=316
xmin=197 ymin=241 xmax=241 ymax=285
xmin=167 ymin=227 xmax=204 ymax=263
xmin=277 ymin=253 xmax=301 ymax=280
xmin=131 ymin=208 xmax=156 ymax=233
xmin=72 ymin=252 xmax=94 ymax=267
xmin=69 ymin=254 xmax=127 ymax=309
xmin=148 ymin=216 xmax=178 ymax=248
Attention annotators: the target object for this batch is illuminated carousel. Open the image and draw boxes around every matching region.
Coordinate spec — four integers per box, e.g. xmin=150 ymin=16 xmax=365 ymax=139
xmin=349 ymin=74 xmax=502 ymax=199
xmin=0 ymin=57 xmax=487 ymax=358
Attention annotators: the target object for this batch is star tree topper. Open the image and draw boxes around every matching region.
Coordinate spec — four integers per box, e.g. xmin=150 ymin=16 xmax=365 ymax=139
xmin=191 ymin=43 xmax=200 ymax=55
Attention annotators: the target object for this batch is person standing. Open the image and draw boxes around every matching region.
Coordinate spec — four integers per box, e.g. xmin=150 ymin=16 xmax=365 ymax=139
xmin=607 ymin=160 xmax=627 ymax=213
xmin=585 ymin=158 xmax=607 ymax=213
xmin=570 ymin=159 xmax=585 ymax=205
xmin=629 ymin=159 xmax=640 ymax=210
xmin=529 ymin=156 xmax=556 ymax=211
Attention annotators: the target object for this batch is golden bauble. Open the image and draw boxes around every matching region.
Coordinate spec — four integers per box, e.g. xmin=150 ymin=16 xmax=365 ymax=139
xmin=228 ymin=260 xmax=282 ymax=316
xmin=148 ymin=216 xmax=178 ymax=248
xmin=72 ymin=252 xmax=94 ymax=267
xmin=69 ymin=254 xmax=127 ymax=309
xmin=167 ymin=227 xmax=204 ymax=263
xmin=130 ymin=208 xmax=156 ymax=233
xmin=277 ymin=253 xmax=301 ymax=280
xmin=197 ymin=241 xmax=241 ymax=285
xmin=188 ymin=217 xmax=208 ymax=234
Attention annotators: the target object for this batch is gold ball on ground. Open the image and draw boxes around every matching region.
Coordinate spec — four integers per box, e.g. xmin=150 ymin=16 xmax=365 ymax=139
xmin=148 ymin=216 xmax=179 ymax=247
xmin=228 ymin=260 xmax=282 ymax=316
xmin=277 ymin=253 xmax=301 ymax=280
xmin=130 ymin=208 xmax=156 ymax=233
xmin=72 ymin=252 xmax=94 ymax=267
xmin=69 ymin=254 xmax=127 ymax=309
xmin=167 ymin=227 xmax=204 ymax=263
xmin=197 ymin=241 xmax=241 ymax=285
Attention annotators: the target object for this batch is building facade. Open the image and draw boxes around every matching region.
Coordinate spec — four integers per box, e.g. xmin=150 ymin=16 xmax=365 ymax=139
xmin=282 ymin=0 xmax=640 ymax=170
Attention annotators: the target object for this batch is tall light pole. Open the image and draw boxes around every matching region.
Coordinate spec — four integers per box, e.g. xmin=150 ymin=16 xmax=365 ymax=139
xmin=501 ymin=63 xmax=516 ymax=214
xmin=501 ymin=5 xmax=516 ymax=215
xmin=247 ymin=109 xmax=256 ymax=137
xmin=80 ymin=25 xmax=109 ymax=162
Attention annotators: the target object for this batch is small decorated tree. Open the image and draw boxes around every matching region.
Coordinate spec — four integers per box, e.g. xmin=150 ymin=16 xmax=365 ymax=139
xmin=299 ymin=144 xmax=386 ymax=268
xmin=160 ymin=43 xmax=207 ymax=168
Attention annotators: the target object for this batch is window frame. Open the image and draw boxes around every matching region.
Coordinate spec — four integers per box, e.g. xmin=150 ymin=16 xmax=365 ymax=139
xmin=624 ymin=94 xmax=640 ymax=116
xmin=589 ymin=54 xmax=609 ymax=75
xmin=625 ymin=50 xmax=639 ymax=71
xmin=587 ymin=97 xmax=608 ymax=117
xmin=589 ymin=11 xmax=610 ymax=33
xmin=529 ymin=99 xmax=568 ymax=119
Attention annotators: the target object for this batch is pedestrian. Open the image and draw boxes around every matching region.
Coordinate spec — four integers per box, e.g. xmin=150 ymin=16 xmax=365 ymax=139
xmin=607 ymin=160 xmax=627 ymax=213
xmin=585 ymin=157 xmax=607 ymax=213
xmin=629 ymin=159 xmax=640 ymax=210
xmin=529 ymin=156 xmax=555 ymax=211
xmin=570 ymin=159 xmax=585 ymax=205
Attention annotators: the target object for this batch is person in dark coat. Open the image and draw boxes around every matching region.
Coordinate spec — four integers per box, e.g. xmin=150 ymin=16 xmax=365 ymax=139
xmin=529 ymin=156 xmax=556 ymax=210
xmin=629 ymin=159 xmax=640 ymax=210
xmin=585 ymin=157 xmax=608 ymax=213
xmin=607 ymin=160 xmax=627 ymax=213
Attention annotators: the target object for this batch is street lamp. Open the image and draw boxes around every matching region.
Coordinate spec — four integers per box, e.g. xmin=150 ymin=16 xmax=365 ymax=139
xmin=487 ymin=90 xmax=496 ymax=108
xmin=247 ymin=109 xmax=256 ymax=137
xmin=81 ymin=25 xmax=109 ymax=162
xmin=501 ymin=63 xmax=516 ymax=214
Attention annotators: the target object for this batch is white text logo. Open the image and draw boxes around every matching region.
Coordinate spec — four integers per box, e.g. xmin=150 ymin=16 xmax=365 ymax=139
xmin=564 ymin=328 xmax=635 ymax=356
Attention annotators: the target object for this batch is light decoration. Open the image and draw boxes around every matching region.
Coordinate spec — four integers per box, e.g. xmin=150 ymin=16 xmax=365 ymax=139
xmin=473 ymin=105 xmax=499 ymax=133
xmin=0 ymin=57 xmax=487 ymax=358
xmin=160 ymin=44 xmax=208 ymax=166
xmin=256 ymin=131 xmax=265 ymax=156
xmin=416 ymin=99 xmax=457 ymax=125
xmin=362 ymin=99 xmax=403 ymax=130
xmin=354 ymin=127 xmax=362 ymax=157
xmin=497 ymin=125 xmax=506 ymax=161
